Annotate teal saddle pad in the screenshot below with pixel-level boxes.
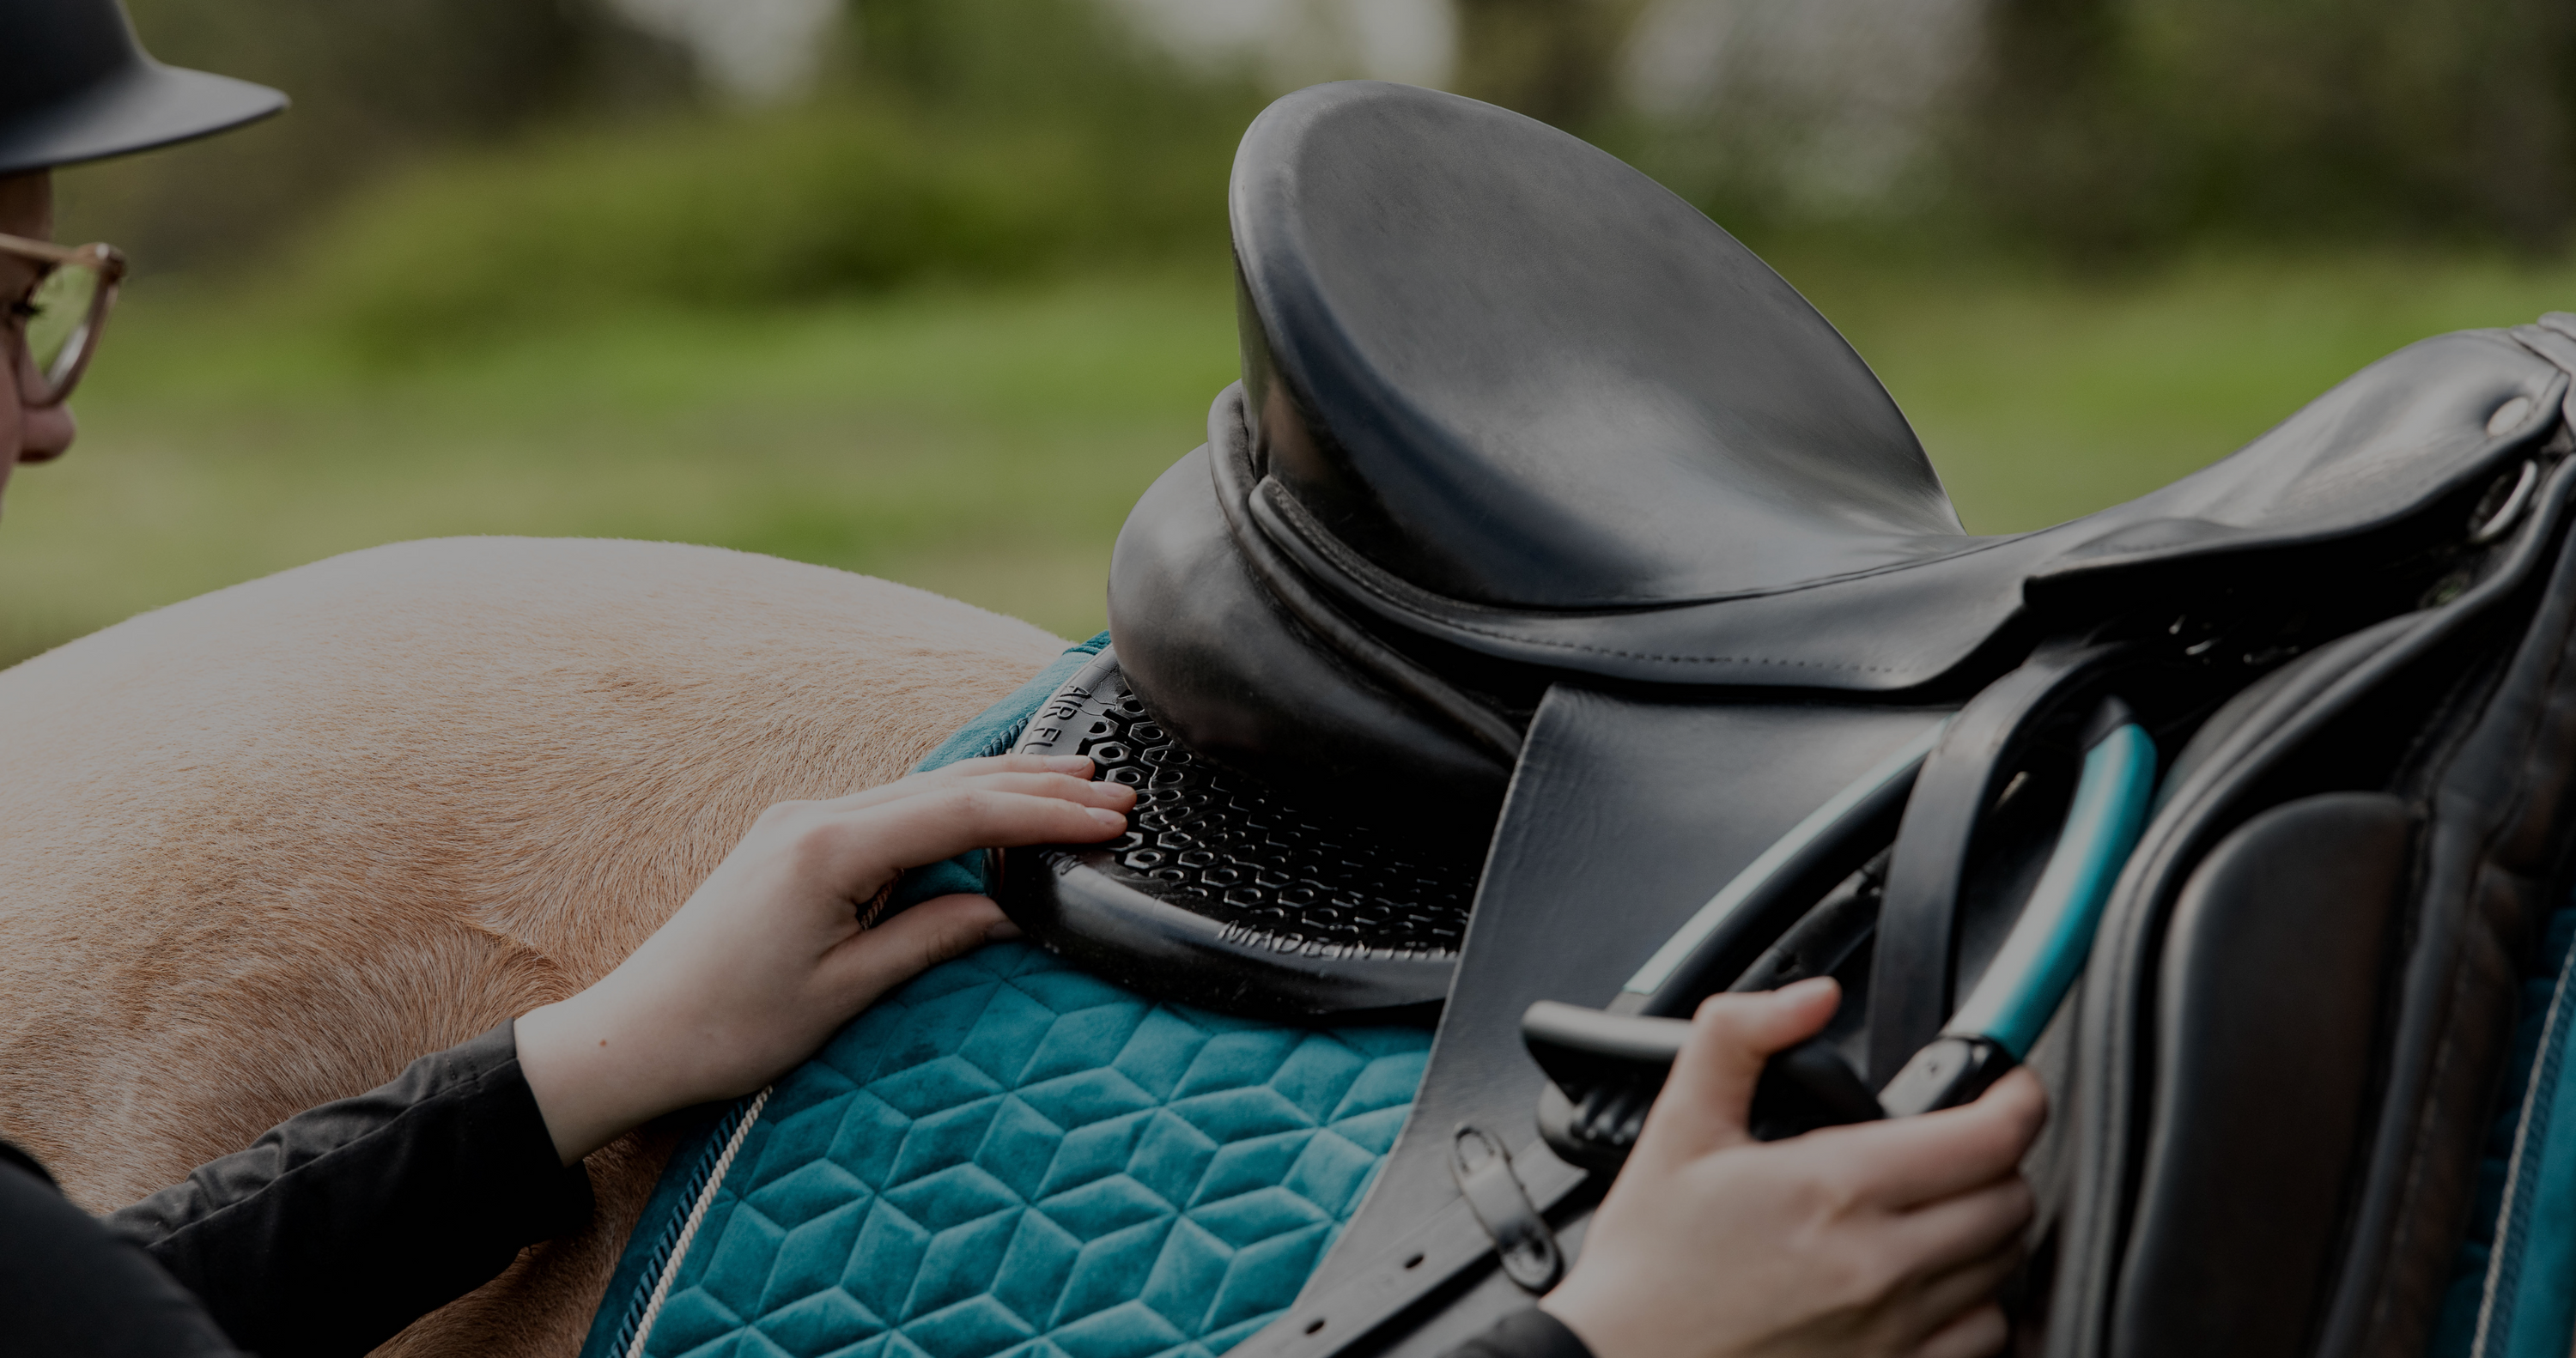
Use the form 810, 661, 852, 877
581, 639, 1433, 1358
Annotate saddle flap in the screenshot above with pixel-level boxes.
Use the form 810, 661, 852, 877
1230, 81, 1961, 611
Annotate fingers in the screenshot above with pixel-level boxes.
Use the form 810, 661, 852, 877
931, 753, 1098, 779
1885, 1173, 2034, 1281
1911, 1300, 2009, 1358
824, 785, 1126, 885
1906, 1241, 2025, 1331
1831, 1067, 2047, 1209
1629, 979, 1841, 1164
912, 772, 1133, 809
819, 755, 1124, 814
824, 893, 1012, 1007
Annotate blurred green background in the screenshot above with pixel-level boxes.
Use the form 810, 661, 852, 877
12, 0, 2574, 661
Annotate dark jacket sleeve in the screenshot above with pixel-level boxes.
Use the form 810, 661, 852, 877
106, 1020, 594, 1358
0, 1143, 243, 1356
1449, 1308, 1597, 1358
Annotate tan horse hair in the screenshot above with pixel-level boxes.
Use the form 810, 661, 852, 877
0, 536, 1068, 1355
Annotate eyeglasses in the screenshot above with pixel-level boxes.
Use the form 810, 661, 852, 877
0, 232, 125, 408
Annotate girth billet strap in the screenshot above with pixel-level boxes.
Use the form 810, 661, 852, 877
1449, 1129, 1564, 1293
1868, 638, 2137, 1084
1226, 1137, 1586, 1358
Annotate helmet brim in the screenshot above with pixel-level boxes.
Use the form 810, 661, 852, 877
0, 60, 284, 178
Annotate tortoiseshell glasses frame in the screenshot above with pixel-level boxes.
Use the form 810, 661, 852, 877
0, 232, 126, 408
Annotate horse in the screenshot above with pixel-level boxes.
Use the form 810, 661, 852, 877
0, 533, 1067, 1355
15, 77, 2576, 1358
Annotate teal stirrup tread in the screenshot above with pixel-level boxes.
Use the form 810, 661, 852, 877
580, 943, 1431, 1358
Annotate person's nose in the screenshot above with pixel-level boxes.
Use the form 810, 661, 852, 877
8, 334, 75, 463
16, 397, 73, 462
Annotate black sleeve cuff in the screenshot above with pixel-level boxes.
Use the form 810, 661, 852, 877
1451, 1308, 1596, 1358
106, 1020, 592, 1358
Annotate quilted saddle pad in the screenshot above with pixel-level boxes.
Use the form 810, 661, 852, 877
580, 943, 1432, 1358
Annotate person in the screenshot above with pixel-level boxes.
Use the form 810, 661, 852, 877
0, 3, 2045, 1355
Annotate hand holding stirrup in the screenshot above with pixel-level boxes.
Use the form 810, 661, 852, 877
1540, 982, 2046, 1358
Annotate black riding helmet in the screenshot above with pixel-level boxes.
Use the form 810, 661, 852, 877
0, 0, 284, 176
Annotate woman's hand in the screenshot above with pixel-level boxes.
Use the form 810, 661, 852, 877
1540, 979, 2045, 1358
513, 753, 1132, 1164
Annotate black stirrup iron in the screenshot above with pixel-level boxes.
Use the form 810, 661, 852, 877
1525, 696, 2158, 1166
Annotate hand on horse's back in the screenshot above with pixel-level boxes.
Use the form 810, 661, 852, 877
515, 753, 1133, 1165
1543, 982, 2044, 1358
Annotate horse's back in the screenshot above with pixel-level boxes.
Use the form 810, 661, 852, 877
0, 536, 1063, 1355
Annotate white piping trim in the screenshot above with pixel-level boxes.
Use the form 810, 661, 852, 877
622, 1085, 772, 1358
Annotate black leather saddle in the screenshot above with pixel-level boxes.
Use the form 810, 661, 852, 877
993, 80, 2576, 1358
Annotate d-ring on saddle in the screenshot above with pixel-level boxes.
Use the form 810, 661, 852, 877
988, 81, 2576, 1358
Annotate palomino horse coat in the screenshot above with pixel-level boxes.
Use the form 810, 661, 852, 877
0, 537, 1065, 1355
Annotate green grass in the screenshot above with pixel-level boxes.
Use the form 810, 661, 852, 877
2, 248, 2570, 664
0, 271, 1242, 658
1784, 247, 2576, 532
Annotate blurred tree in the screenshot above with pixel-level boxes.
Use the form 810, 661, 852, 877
1449, 0, 1644, 133
833, 0, 1265, 258
846, 0, 1261, 130
1958, 0, 2576, 258
263, 0, 1274, 353
55, 0, 692, 273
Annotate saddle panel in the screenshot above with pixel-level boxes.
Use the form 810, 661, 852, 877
1230, 81, 1959, 611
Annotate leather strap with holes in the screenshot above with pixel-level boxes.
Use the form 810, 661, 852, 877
1224, 1137, 1589, 1358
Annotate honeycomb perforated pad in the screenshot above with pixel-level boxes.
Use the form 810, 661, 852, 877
580, 944, 1431, 1358
1021, 660, 1475, 961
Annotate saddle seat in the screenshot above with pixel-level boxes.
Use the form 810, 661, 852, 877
1112, 81, 2570, 822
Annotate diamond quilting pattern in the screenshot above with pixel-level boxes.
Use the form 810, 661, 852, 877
639, 943, 1430, 1358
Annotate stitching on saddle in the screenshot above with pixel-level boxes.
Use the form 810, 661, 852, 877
1250, 478, 1909, 675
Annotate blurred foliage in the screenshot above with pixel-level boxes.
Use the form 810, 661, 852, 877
1449, 0, 1643, 136
1957, 0, 2576, 258
62, 0, 2574, 327
61, 0, 692, 274
250, 0, 1261, 354
292, 109, 1152, 355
